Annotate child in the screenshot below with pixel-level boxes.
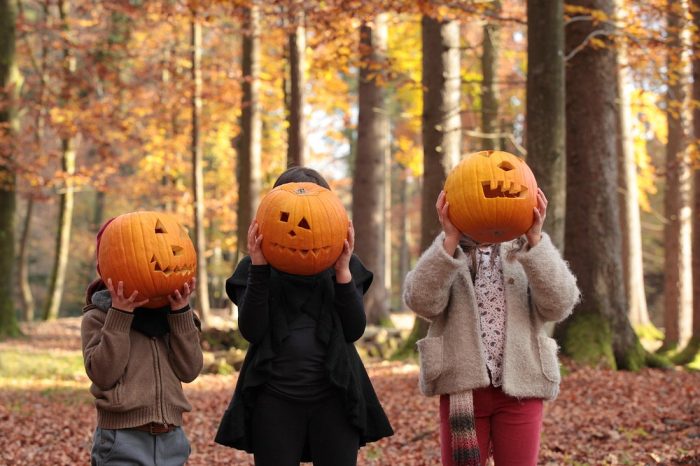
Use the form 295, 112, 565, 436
215, 167, 393, 466
403, 189, 580, 466
82, 250, 203, 464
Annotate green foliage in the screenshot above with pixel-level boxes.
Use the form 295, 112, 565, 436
561, 312, 616, 369
670, 336, 700, 366
0, 349, 84, 386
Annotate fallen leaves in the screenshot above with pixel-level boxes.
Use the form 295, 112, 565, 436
1, 319, 699, 465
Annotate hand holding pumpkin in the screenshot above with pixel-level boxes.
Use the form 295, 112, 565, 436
168, 278, 196, 311
525, 188, 547, 248
436, 190, 460, 256
247, 220, 268, 266
334, 221, 354, 284
107, 278, 149, 313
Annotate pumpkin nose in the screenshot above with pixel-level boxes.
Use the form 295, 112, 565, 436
172, 245, 184, 256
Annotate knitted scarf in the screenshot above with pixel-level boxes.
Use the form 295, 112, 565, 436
449, 391, 480, 465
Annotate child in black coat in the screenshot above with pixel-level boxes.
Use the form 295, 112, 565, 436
215, 167, 393, 466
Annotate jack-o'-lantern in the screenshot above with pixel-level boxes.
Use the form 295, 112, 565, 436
97, 211, 197, 308
256, 182, 349, 275
444, 150, 538, 243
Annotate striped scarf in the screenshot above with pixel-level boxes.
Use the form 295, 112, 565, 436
449, 391, 480, 465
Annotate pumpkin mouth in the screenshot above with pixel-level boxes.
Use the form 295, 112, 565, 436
150, 255, 195, 276
481, 180, 528, 199
270, 242, 331, 258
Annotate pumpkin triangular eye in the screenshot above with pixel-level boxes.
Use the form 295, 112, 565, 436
298, 217, 310, 230
280, 212, 290, 222
155, 219, 168, 234
498, 161, 515, 172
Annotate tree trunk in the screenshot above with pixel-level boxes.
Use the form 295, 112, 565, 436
677, 0, 700, 362
481, 0, 501, 151
43, 0, 75, 321
286, 6, 306, 167
18, 198, 35, 321
556, 0, 645, 370
0, 0, 20, 337
526, 0, 566, 250
236, 4, 262, 263
615, 1, 650, 328
396, 15, 461, 357
660, 2, 693, 352
353, 17, 390, 325
191, 9, 210, 325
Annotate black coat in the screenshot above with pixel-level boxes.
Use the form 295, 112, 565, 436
214, 255, 393, 456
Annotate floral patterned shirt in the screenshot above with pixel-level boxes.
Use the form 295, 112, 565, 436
474, 245, 506, 387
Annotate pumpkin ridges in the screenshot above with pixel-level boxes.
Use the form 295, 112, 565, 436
445, 150, 537, 243
97, 211, 196, 309
256, 182, 347, 275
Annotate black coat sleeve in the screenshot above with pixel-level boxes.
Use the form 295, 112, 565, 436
225, 257, 272, 344
332, 255, 373, 342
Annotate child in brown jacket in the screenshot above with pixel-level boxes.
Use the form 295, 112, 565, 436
81, 274, 203, 466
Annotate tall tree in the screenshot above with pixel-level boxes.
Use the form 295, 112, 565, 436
191, 6, 210, 325
236, 4, 262, 262
43, 0, 76, 321
0, 0, 20, 337
353, 16, 390, 325
286, 3, 306, 167
615, 0, 650, 328
526, 0, 566, 250
660, 1, 693, 352
556, 0, 645, 369
397, 15, 461, 356
678, 0, 700, 363
481, 0, 501, 151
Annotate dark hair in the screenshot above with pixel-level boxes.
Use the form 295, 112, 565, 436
273, 166, 330, 189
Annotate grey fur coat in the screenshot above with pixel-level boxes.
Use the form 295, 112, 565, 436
403, 232, 580, 401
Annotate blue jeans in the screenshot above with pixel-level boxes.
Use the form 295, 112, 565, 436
91, 426, 190, 466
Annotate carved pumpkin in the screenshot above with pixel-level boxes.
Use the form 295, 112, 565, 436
97, 211, 197, 308
444, 150, 538, 243
256, 182, 349, 275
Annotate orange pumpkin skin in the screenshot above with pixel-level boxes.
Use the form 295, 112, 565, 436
444, 150, 538, 243
97, 211, 197, 308
256, 182, 349, 276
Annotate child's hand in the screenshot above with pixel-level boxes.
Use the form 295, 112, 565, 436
436, 190, 460, 255
334, 221, 354, 284
248, 220, 268, 266
168, 278, 195, 311
526, 188, 547, 247
107, 278, 149, 313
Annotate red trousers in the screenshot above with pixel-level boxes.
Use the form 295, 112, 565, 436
440, 385, 544, 466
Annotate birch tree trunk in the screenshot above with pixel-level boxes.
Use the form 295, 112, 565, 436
353, 17, 390, 325
677, 0, 700, 362
615, 1, 650, 328
44, 0, 75, 321
191, 9, 210, 325
660, 2, 693, 352
397, 15, 461, 356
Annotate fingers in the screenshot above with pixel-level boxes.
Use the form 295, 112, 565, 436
247, 221, 258, 249
347, 221, 355, 251
435, 190, 446, 215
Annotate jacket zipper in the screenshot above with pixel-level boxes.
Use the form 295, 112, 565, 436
152, 337, 167, 426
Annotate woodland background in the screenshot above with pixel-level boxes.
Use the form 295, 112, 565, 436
1, 0, 700, 464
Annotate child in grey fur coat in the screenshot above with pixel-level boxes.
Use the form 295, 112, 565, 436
403, 189, 580, 466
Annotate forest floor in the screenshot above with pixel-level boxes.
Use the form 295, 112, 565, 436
1, 317, 699, 466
